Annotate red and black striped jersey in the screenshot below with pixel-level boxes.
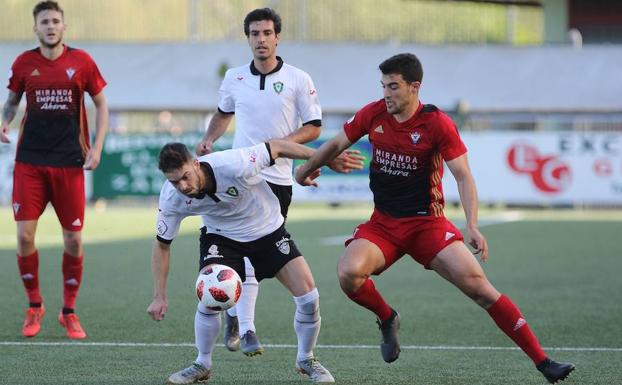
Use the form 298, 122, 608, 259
344, 100, 466, 218
7, 45, 106, 167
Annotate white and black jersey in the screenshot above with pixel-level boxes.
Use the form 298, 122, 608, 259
218, 57, 321, 186
155, 143, 283, 243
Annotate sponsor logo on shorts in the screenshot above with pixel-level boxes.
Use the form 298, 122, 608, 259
205, 244, 223, 260
513, 317, 527, 331
72, 218, 82, 227
157, 220, 168, 236
445, 232, 455, 240
276, 237, 290, 254
12, 202, 20, 215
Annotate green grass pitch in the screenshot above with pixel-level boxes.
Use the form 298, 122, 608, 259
0, 205, 621, 384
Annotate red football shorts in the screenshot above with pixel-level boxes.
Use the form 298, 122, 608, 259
12, 161, 85, 231
345, 208, 464, 271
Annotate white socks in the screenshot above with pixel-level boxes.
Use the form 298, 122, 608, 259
293, 288, 321, 362
194, 304, 221, 369
231, 257, 259, 336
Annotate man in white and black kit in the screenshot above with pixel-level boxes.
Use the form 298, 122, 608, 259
147, 140, 334, 384
196, 7, 362, 356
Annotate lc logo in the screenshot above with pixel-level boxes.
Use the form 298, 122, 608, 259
507, 143, 571, 194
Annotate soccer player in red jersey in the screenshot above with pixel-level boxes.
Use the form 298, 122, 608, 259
296, 53, 574, 383
0, 1, 108, 339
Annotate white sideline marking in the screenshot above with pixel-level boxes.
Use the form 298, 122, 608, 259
1, 341, 621, 352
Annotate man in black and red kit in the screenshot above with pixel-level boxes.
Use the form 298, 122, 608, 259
295, 53, 574, 384
0, 1, 108, 339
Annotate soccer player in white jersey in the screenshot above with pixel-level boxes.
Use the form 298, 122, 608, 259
196, 7, 362, 355
147, 140, 334, 384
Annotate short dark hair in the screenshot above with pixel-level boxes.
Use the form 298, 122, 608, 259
244, 8, 282, 36
33, 1, 64, 22
158, 143, 193, 173
379, 53, 423, 83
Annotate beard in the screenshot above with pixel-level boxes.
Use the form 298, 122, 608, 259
39, 35, 63, 49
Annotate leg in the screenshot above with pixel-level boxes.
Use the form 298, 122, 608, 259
236, 258, 263, 356
167, 303, 216, 384
276, 257, 334, 383
16, 220, 46, 337
430, 242, 574, 382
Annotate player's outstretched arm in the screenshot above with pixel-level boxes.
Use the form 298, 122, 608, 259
267, 138, 315, 161
295, 131, 353, 186
446, 154, 489, 262
84, 91, 109, 170
1, 90, 23, 143
147, 239, 172, 321
196, 110, 233, 156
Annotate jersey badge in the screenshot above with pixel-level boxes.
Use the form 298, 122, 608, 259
66, 67, 75, 80
411, 132, 421, 144
226, 186, 239, 197
30, 69, 40, 77
273, 81, 284, 94
12, 202, 20, 215
374, 125, 384, 134
276, 237, 290, 254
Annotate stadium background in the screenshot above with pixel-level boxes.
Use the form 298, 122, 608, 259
1, 1, 621, 384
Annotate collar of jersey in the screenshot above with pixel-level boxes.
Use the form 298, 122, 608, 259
250, 56, 284, 76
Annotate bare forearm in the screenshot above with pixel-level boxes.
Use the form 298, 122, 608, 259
457, 176, 479, 229
283, 123, 321, 144
2, 98, 20, 125
203, 112, 232, 143
268, 139, 315, 160
92, 103, 109, 152
151, 241, 171, 299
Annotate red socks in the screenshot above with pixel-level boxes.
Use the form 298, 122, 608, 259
346, 278, 393, 322
17, 251, 42, 304
62, 252, 83, 310
487, 294, 547, 365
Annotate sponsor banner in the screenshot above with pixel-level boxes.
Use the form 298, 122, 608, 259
443, 131, 622, 205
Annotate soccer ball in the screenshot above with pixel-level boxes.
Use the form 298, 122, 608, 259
195, 264, 242, 311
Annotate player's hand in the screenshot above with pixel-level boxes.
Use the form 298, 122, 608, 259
196, 139, 213, 156
327, 149, 365, 173
83, 148, 102, 170
147, 297, 168, 321
295, 165, 321, 187
0, 122, 10, 143
467, 227, 489, 262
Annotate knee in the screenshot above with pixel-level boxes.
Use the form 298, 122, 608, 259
463, 275, 498, 308
337, 259, 368, 294
17, 230, 35, 248
63, 233, 82, 255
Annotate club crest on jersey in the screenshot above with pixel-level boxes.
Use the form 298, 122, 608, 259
276, 237, 290, 254
66, 68, 75, 80
411, 132, 421, 144
273, 81, 284, 94
226, 186, 239, 197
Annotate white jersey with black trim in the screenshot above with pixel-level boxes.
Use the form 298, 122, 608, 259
218, 59, 321, 186
155, 143, 283, 243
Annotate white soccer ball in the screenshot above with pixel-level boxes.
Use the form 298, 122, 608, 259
195, 264, 242, 311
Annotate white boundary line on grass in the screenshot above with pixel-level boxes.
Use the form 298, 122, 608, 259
1, 341, 621, 352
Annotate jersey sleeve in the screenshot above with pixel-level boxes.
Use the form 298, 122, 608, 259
217, 69, 235, 114
436, 112, 467, 161
343, 103, 373, 143
155, 184, 186, 243
7, 56, 25, 94
234, 142, 273, 180
84, 54, 107, 96
296, 71, 322, 125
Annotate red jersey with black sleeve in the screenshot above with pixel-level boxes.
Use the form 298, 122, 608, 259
7, 45, 106, 167
344, 99, 467, 218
